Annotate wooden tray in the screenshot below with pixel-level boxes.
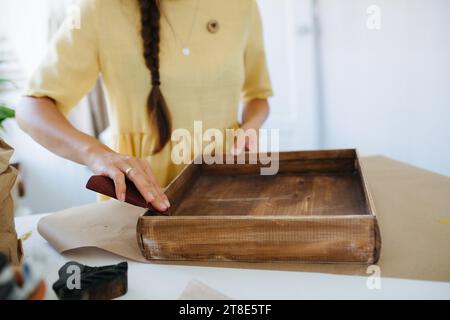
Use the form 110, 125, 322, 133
137, 149, 381, 264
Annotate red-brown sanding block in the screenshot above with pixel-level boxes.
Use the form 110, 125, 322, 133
86, 175, 169, 216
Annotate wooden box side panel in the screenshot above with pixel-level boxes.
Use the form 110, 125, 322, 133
354, 151, 381, 261
137, 216, 378, 264
164, 162, 202, 214
354, 151, 377, 217
202, 149, 357, 176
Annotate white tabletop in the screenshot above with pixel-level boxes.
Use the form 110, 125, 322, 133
15, 213, 450, 300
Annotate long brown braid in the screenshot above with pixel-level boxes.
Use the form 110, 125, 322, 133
139, 0, 172, 154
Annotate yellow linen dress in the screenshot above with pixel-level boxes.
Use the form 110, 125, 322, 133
24, 0, 273, 187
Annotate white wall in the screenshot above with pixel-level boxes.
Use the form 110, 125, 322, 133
318, 0, 450, 176
258, 0, 319, 151
0, 0, 50, 76
260, 0, 450, 176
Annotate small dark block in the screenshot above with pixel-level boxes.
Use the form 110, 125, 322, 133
52, 261, 128, 300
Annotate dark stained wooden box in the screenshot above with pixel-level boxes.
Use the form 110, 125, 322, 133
137, 149, 381, 264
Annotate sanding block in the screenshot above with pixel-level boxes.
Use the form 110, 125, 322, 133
86, 175, 169, 215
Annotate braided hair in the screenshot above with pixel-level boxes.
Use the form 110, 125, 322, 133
139, 0, 172, 154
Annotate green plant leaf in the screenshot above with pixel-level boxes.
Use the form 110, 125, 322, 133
0, 105, 15, 129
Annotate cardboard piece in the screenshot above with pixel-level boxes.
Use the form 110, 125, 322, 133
0, 139, 22, 265
37, 156, 450, 282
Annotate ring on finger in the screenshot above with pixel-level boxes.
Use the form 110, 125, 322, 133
125, 167, 134, 176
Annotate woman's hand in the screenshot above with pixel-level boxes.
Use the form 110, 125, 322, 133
230, 120, 260, 155
85, 147, 170, 212
230, 98, 270, 155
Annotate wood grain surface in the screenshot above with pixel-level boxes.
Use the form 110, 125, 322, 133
172, 173, 368, 216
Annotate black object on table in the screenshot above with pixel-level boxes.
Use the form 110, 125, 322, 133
52, 261, 128, 300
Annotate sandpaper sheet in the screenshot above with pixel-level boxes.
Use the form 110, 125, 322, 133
37, 156, 450, 282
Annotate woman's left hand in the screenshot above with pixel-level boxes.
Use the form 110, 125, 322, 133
230, 120, 260, 155
230, 98, 269, 155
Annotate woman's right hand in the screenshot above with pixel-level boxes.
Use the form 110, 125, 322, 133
85, 146, 170, 212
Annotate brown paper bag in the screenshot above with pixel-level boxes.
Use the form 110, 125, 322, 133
0, 138, 22, 265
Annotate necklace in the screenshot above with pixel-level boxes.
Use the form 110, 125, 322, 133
168, 0, 201, 57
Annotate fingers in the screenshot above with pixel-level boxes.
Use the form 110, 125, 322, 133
139, 159, 170, 207
231, 127, 259, 155
120, 159, 169, 212
230, 134, 246, 156
107, 167, 126, 202
91, 152, 169, 212
247, 133, 259, 152
127, 168, 168, 212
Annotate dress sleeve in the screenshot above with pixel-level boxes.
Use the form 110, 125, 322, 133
23, 0, 100, 115
241, 1, 274, 101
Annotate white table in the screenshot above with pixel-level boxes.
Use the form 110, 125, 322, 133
15, 213, 450, 300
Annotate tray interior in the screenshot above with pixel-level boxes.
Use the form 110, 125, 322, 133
172, 172, 368, 216
166, 150, 372, 217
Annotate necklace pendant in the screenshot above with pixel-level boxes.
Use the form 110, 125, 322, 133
182, 47, 190, 56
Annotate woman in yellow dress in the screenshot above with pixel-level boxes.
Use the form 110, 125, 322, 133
17, 0, 273, 212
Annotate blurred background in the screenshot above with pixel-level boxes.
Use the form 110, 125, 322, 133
0, 0, 449, 215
